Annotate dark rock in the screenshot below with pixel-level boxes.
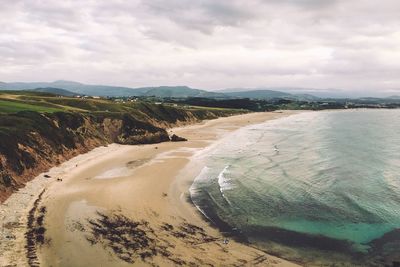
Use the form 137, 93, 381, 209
170, 134, 187, 142
1, 172, 13, 187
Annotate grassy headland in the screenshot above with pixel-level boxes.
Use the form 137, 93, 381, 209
0, 91, 244, 202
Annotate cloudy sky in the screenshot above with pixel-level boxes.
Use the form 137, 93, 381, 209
1, 0, 400, 94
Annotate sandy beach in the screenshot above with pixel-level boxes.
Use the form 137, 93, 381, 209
1, 111, 302, 267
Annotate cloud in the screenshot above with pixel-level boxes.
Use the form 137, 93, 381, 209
0, 0, 399, 94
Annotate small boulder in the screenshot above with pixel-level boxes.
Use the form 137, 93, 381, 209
170, 134, 187, 142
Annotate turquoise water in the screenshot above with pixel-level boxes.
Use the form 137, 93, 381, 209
190, 110, 400, 265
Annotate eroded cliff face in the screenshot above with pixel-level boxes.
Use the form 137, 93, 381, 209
0, 107, 231, 202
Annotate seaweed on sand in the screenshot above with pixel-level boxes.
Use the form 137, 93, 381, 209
171, 222, 219, 245
83, 211, 221, 265
25, 189, 47, 267
85, 211, 171, 264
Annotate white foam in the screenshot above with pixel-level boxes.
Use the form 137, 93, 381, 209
189, 166, 216, 223
217, 165, 234, 205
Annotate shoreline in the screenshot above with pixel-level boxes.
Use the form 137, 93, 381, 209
0, 144, 127, 266
0, 111, 303, 267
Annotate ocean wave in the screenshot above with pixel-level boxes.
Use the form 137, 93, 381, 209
189, 166, 216, 223
187, 110, 400, 264
217, 165, 235, 206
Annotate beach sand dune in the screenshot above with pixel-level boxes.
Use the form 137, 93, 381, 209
1, 111, 301, 267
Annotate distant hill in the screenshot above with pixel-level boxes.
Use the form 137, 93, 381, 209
224, 89, 319, 101
1, 81, 398, 100
221, 87, 347, 99
0, 81, 347, 100
0, 81, 224, 98
44, 80, 146, 96
0, 80, 144, 97
224, 89, 292, 99
291, 93, 320, 101
141, 86, 224, 98
33, 87, 79, 97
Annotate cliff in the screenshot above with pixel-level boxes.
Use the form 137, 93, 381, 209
0, 104, 242, 202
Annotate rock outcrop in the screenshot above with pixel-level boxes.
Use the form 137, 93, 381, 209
170, 134, 188, 142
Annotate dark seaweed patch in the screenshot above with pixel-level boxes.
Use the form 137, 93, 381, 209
25, 189, 47, 267
81, 211, 220, 265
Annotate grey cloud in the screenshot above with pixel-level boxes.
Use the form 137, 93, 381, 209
142, 0, 256, 33
0, 0, 399, 94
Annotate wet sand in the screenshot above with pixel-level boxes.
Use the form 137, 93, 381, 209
1, 111, 302, 267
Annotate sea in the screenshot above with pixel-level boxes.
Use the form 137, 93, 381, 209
190, 110, 400, 266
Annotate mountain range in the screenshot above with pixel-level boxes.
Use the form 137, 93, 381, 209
0, 80, 399, 100
0, 80, 225, 98
0, 80, 320, 100
32, 87, 80, 97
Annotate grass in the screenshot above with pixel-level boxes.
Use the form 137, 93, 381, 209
0, 91, 247, 118
17, 95, 139, 113
0, 99, 62, 113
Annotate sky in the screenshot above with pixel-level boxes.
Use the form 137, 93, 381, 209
0, 0, 400, 95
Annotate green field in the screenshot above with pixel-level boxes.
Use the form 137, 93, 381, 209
0, 92, 244, 117
0, 99, 62, 113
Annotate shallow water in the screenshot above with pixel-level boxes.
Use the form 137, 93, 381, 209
190, 110, 400, 265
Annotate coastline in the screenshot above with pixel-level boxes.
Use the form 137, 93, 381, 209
0, 111, 303, 267
0, 144, 126, 266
